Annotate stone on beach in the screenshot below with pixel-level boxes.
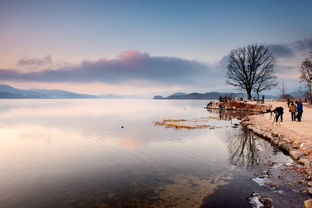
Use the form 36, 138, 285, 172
304, 199, 312, 208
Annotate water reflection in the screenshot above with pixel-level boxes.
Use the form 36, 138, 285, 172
206, 109, 259, 121
228, 129, 262, 169
0, 100, 306, 208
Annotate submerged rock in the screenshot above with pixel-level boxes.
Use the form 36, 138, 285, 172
248, 193, 273, 208
252, 177, 276, 190
249, 194, 263, 208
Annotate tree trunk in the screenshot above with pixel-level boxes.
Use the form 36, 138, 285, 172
310, 81, 312, 104
246, 89, 252, 100
256, 91, 259, 101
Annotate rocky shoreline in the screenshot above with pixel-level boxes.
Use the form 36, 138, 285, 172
241, 115, 312, 207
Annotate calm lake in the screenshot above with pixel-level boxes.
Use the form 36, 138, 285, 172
0, 99, 308, 208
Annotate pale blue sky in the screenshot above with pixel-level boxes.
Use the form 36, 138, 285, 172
0, 0, 311, 95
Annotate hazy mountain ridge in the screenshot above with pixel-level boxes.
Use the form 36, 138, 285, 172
0, 84, 97, 98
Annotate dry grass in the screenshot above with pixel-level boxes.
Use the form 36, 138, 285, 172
154, 121, 218, 129
163, 119, 188, 122
154, 118, 220, 129
191, 116, 218, 122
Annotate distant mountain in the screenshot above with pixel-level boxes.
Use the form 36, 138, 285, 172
29, 89, 96, 98
153, 92, 278, 100
0, 84, 97, 98
169, 92, 187, 96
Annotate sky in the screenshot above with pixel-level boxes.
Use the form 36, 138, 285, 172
0, 0, 312, 96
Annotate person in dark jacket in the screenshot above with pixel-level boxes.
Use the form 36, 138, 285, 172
273, 107, 284, 122
287, 99, 291, 107
296, 101, 303, 121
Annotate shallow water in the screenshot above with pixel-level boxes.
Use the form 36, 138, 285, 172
0, 99, 308, 208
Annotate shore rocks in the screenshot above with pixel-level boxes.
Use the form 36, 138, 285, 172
304, 199, 312, 208
299, 157, 310, 166
290, 150, 305, 160
241, 119, 312, 174
241, 116, 312, 207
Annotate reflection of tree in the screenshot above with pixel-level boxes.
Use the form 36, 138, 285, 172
228, 129, 262, 169
207, 109, 258, 121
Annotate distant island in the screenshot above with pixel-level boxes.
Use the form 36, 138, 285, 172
154, 92, 278, 100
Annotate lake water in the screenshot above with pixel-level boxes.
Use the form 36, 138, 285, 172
0, 99, 308, 208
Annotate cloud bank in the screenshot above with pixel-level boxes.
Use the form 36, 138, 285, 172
269, 37, 312, 58
18, 55, 52, 67
0, 51, 224, 87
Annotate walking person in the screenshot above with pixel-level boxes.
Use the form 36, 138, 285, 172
296, 101, 303, 121
289, 101, 296, 121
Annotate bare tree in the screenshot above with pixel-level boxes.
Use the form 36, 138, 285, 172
253, 68, 278, 100
226, 44, 277, 100
300, 52, 312, 102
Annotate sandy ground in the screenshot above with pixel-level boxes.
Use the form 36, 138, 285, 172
259, 101, 312, 142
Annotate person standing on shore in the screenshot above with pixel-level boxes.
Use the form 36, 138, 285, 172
289, 101, 296, 121
287, 98, 291, 107
296, 101, 303, 121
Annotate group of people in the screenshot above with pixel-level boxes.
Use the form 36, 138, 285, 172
219, 96, 232, 102
287, 99, 304, 122
270, 99, 304, 123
